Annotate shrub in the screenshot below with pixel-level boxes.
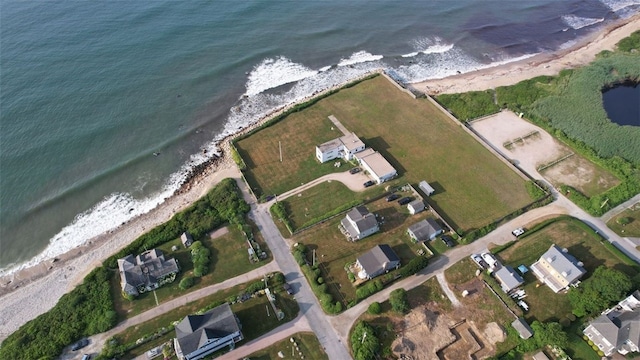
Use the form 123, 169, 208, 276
389, 289, 409, 314
317, 277, 324, 284
190, 241, 211, 277
436, 90, 500, 121
179, 276, 195, 290
350, 321, 379, 360
368, 302, 382, 315
399, 256, 429, 277
618, 216, 631, 225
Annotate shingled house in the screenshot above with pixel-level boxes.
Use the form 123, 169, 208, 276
118, 249, 179, 296
340, 205, 379, 241
583, 291, 640, 356
355, 244, 400, 280
174, 303, 243, 360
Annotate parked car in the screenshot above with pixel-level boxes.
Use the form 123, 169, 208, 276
265, 194, 276, 202
363, 180, 375, 188
481, 252, 499, 269
81, 355, 91, 360
386, 193, 400, 202
397, 197, 412, 205
71, 338, 89, 351
512, 227, 525, 237
349, 167, 361, 174
282, 283, 293, 295
441, 235, 455, 248
470, 254, 487, 269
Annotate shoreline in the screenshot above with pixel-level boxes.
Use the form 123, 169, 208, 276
411, 14, 640, 94
1, 15, 639, 341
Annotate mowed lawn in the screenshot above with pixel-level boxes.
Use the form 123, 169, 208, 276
237, 75, 532, 230
607, 205, 640, 238
112, 224, 271, 318
495, 216, 639, 323
294, 197, 436, 303
245, 332, 328, 360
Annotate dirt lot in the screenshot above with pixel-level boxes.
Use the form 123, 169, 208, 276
471, 111, 619, 196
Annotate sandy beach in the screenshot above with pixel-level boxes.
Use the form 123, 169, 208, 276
1, 15, 639, 342
412, 14, 640, 95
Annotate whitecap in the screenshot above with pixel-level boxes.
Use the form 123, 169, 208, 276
244, 56, 318, 97
337, 51, 384, 66
562, 14, 605, 30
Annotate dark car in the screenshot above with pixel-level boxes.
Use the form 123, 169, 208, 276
363, 180, 375, 188
397, 197, 412, 205
265, 194, 276, 202
386, 194, 400, 202
441, 235, 455, 248
282, 283, 294, 295
349, 167, 361, 174
71, 338, 89, 351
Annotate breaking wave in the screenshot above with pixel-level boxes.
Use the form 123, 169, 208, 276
562, 15, 605, 30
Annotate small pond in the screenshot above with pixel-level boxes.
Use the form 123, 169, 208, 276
602, 83, 640, 127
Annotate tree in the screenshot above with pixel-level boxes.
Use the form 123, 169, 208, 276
368, 302, 382, 315
531, 321, 568, 349
350, 321, 379, 360
179, 276, 195, 290
568, 266, 632, 316
389, 288, 409, 314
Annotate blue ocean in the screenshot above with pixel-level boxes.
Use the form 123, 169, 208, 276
1, 0, 638, 274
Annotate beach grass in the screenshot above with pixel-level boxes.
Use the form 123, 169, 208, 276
112, 223, 271, 319
293, 196, 435, 304
244, 332, 328, 360
237, 75, 532, 231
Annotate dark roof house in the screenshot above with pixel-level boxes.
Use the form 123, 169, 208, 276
356, 244, 400, 280
181, 232, 194, 248
407, 219, 442, 242
174, 303, 243, 360
407, 200, 426, 215
118, 249, 179, 296
583, 291, 640, 356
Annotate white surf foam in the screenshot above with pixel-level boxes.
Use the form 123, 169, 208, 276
244, 56, 318, 97
337, 51, 384, 66
402, 37, 454, 57
600, 0, 640, 13
562, 15, 605, 30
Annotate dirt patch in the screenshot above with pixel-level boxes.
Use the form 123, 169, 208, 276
471, 111, 619, 196
209, 226, 229, 239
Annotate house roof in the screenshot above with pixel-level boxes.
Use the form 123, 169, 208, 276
175, 303, 241, 356
495, 265, 524, 291
589, 309, 640, 351
357, 244, 400, 276
356, 150, 396, 178
339, 133, 365, 152
346, 206, 378, 235
316, 137, 343, 153
181, 232, 193, 245
419, 181, 435, 195
539, 244, 586, 284
511, 318, 534, 339
407, 200, 425, 212
407, 219, 442, 242
118, 249, 179, 292
532, 351, 550, 360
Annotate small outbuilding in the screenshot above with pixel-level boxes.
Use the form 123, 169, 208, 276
181, 232, 194, 248
511, 317, 534, 339
494, 265, 524, 292
407, 200, 426, 215
419, 180, 435, 196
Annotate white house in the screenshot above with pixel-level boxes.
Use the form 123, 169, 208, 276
315, 132, 365, 163
174, 303, 243, 360
407, 200, 425, 215
355, 148, 397, 184
530, 244, 586, 293
340, 206, 379, 241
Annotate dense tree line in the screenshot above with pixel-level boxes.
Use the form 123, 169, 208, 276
0, 267, 116, 359
568, 266, 633, 317
350, 321, 380, 360
190, 241, 211, 277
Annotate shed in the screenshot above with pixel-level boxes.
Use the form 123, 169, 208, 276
181, 232, 194, 248
419, 181, 435, 196
494, 265, 524, 292
511, 317, 534, 339
407, 200, 426, 215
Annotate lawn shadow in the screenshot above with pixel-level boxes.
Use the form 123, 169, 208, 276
566, 243, 605, 274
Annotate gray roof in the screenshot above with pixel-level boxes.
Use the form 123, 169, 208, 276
118, 249, 179, 293
357, 244, 400, 276
591, 309, 640, 350
495, 265, 524, 291
316, 137, 343, 153
346, 206, 378, 235
181, 232, 193, 245
356, 150, 396, 179
511, 318, 534, 339
339, 133, 365, 152
541, 244, 586, 283
407, 219, 442, 242
175, 303, 241, 356
407, 200, 425, 213
419, 181, 435, 195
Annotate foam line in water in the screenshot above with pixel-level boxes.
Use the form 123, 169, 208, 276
244, 56, 318, 97
402, 36, 454, 57
337, 51, 384, 66
562, 15, 605, 30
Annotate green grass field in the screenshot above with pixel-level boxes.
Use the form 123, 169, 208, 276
113, 274, 298, 359
237, 75, 532, 231
293, 196, 437, 304
607, 205, 640, 237
495, 216, 639, 323
112, 223, 271, 318
244, 332, 328, 360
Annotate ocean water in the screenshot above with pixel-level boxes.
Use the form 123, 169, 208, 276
1, 0, 639, 275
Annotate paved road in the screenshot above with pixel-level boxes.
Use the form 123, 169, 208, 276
249, 202, 353, 359
601, 193, 640, 223
64, 261, 279, 359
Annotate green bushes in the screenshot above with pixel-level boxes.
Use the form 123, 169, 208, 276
0, 267, 116, 360
356, 279, 384, 300
389, 289, 409, 314
293, 245, 342, 313
568, 266, 633, 317
436, 90, 500, 121
399, 256, 429, 277
525, 180, 547, 199
190, 241, 211, 277
350, 321, 380, 360
271, 202, 293, 234
617, 30, 640, 52
367, 302, 382, 315
105, 178, 249, 268
179, 276, 195, 290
